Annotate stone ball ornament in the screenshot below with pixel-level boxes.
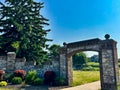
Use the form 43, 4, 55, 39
105, 34, 110, 40
63, 42, 67, 46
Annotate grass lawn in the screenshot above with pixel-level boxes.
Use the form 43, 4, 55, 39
72, 70, 100, 86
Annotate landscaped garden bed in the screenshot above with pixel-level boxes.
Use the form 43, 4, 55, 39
0, 69, 66, 90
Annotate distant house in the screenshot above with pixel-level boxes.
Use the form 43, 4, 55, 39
90, 55, 99, 62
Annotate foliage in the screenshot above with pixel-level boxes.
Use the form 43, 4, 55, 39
11, 77, 22, 84
25, 70, 43, 85
54, 77, 66, 86
48, 44, 61, 58
87, 62, 99, 67
33, 77, 43, 85
81, 66, 99, 71
80, 62, 99, 71
72, 52, 88, 70
90, 55, 99, 62
0, 0, 51, 65
4, 74, 14, 83
44, 71, 56, 85
0, 81, 7, 86
14, 70, 26, 79
25, 70, 37, 84
72, 71, 100, 86
118, 58, 120, 62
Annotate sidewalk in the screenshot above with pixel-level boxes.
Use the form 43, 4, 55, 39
60, 81, 101, 90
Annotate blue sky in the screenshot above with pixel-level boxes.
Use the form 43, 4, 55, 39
38, 0, 120, 58
1, 0, 120, 57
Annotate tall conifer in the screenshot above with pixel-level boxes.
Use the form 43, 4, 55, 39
0, 0, 51, 64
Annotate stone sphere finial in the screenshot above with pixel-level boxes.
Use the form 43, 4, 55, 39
63, 42, 67, 46
105, 34, 110, 40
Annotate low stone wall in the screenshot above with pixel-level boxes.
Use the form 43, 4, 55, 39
0, 52, 60, 78
0, 56, 7, 69
23, 60, 60, 78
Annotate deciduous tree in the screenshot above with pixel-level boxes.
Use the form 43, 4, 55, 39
72, 52, 88, 69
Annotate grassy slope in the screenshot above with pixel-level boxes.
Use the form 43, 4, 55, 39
72, 70, 100, 86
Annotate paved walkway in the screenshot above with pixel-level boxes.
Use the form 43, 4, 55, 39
60, 81, 101, 90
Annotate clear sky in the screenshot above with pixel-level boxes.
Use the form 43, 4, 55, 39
38, 0, 120, 58
1, 0, 120, 58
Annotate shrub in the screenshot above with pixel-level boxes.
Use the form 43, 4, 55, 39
14, 70, 26, 79
33, 77, 43, 85
82, 66, 99, 71
25, 70, 37, 84
54, 77, 66, 86
0, 81, 7, 86
44, 71, 56, 85
11, 77, 22, 84
0, 70, 5, 81
4, 74, 14, 83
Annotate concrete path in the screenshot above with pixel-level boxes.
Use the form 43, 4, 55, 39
60, 81, 101, 90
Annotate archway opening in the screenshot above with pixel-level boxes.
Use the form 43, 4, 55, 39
72, 51, 101, 88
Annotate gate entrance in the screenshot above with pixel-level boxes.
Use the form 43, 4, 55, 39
59, 34, 119, 90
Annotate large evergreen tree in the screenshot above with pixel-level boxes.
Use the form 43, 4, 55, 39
0, 0, 51, 64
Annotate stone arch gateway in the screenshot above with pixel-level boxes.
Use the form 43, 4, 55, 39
59, 35, 119, 90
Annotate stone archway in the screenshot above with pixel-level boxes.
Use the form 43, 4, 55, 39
59, 35, 119, 90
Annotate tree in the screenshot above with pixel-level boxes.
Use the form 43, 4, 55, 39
48, 44, 61, 58
72, 52, 88, 69
0, 0, 51, 64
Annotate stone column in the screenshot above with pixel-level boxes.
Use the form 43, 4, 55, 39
100, 39, 119, 90
59, 47, 67, 83
6, 52, 16, 73
67, 55, 73, 85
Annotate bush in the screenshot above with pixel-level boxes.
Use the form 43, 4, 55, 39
4, 74, 14, 82
44, 71, 56, 85
14, 70, 26, 79
54, 77, 66, 86
0, 70, 5, 81
25, 70, 37, 84
11, 77, 22, 84
0, 81, 7, 86
82, 66, 94, 71
87, 62, 99, 68
33, 77, 43, 85
82, 66, 99, 71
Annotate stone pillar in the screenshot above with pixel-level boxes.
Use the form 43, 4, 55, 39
6, 52, 16, 73
100, 39, 119, 90
67, 56, 73, 85
59, 47, 67, 83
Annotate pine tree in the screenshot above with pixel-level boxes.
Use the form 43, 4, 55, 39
0, 0, 51, 64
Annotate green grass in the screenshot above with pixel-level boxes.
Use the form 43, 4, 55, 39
72, 70, 100, 86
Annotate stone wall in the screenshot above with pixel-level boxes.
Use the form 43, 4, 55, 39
23, 59, 60, 78
0, 52, 60, 78
0, 56, 7, 69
